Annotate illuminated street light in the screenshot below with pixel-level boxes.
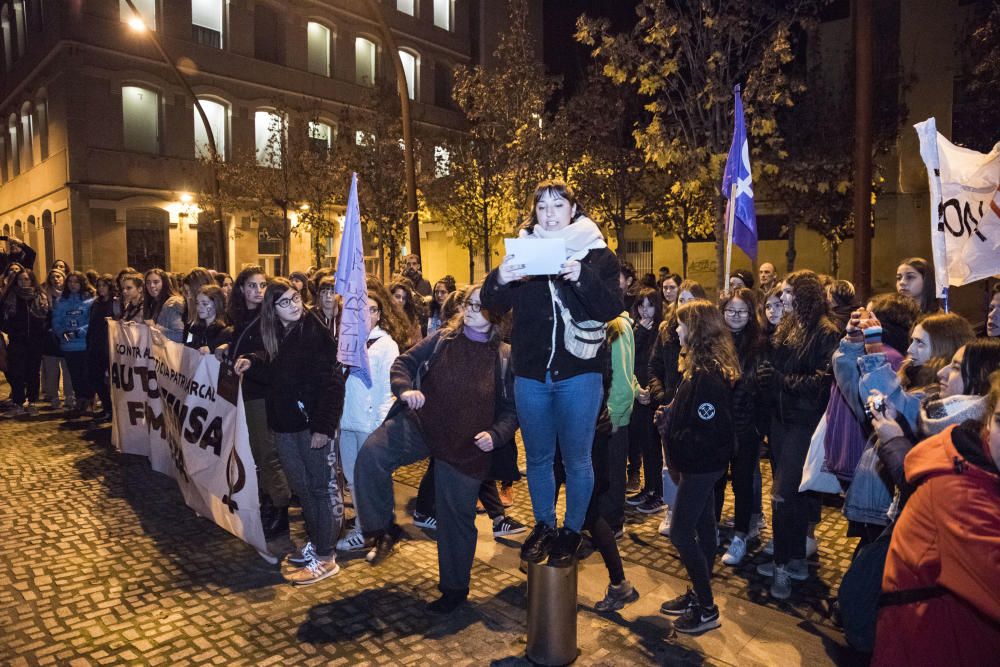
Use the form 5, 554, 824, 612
180, 192, 193, 204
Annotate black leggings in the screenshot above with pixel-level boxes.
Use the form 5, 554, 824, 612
714, 435, 762, 534
670, 469, 725, 608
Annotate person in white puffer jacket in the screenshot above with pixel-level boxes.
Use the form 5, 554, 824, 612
336, 285, 404, 552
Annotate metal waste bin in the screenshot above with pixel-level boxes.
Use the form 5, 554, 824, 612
526, 560, 578, 665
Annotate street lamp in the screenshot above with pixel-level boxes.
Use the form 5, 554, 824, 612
123, 0, 228, 273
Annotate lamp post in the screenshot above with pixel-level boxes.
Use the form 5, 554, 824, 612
123, 0, 228, 272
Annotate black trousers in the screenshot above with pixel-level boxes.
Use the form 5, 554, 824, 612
630, 402, 662, 496
671, 469, 725, 607
714, 435, 762, 534
5, 338, 43, 405
770, 420, 814, 564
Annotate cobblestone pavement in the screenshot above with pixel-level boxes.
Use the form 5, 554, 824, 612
1, 400, 859, 666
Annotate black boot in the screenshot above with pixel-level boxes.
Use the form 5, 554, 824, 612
259, 494, 277, 541
546, 527, 583, 567
427, 587, 468, 614
520, 523, 558, 563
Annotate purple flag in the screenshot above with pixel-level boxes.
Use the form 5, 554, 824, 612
721, 85, 758, 261
335, 173, 372, 387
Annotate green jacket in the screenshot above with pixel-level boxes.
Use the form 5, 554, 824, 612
607, 311, 639, 429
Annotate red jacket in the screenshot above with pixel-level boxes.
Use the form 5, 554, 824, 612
874, 422, 1000, 666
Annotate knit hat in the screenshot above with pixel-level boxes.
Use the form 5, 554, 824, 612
730, 269, 754, 290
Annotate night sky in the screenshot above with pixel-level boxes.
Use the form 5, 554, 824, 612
542, 0, 640, 98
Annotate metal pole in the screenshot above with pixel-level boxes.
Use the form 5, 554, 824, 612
363, 0, 421, 260
123, 0, 228, 272
724, 184, 736, 293
852, 0, 873, 302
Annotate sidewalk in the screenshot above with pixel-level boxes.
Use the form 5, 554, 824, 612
0, 406, 856, 665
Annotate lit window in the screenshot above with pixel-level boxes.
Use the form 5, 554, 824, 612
396, 0, 415, 16
255, 111, 284, 166
121, 85, 159, 153
2, 8, 13, 71
398, 50, 417, 100
433, 0, 452, 31
194, 98, 227, 160
13, 0, 25, 57
8, 115, 20, 176
307, 22, 331, 76
19, 105, 32, 169
308, 121, 333, 153
35, 96, 47, 160
191, 0, 223, 48
434, 145, 450, 177
355, 37, 375, 85
121, 0, 156, 30
355, 130, 374, 147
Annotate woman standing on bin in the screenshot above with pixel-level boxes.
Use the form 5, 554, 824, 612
481, 179, 623, 566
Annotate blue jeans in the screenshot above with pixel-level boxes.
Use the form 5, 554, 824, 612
515, 372, 603, 532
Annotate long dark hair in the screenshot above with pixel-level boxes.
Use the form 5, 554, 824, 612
182, 267, 214, 325
630, 286, 662, 325
196, 285, 228, 327
62, 270, 96, 300
867, 292, 920, 355
429, 276, 457, 318
676, 300, 741, 383
960, 338, 1000, 396
1, 268, 47, 318
368, 276, 411, 348
773, 270, 833, 352
259, 278, 300, 360
142, 268, 177, 320
523, 179, 587, 234
228, 265, 266, 328
389, 279, 426, 326
899, 257, 938, 314
95, 274, 117, 302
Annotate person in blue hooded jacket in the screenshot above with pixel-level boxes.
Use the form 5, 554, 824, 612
52, 271, 96, 414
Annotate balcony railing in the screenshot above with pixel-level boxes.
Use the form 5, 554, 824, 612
192, 24, 222, 49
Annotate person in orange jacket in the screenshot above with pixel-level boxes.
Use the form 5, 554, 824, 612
873, 369, 1000, 666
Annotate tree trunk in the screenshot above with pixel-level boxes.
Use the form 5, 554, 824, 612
481, 200, 491, 273
615, 223, 627, 258
830, 240, 840, 278
281, 204, 290, 276
681, 237, 689, 279
785, 222, 797, 273
468, 240, 475, 283
377, 242, 385, 282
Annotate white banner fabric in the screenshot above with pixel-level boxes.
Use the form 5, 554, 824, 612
914, 118, 1000, 296
108, 320, 266, 552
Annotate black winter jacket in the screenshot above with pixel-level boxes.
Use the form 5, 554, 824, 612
244, 312, 345, 437
481, 246, 623, 382
633, 320, 657, 389
86, 298, 119, 360
648, 322, 682, 406
185, 321, 231, 353
666, 368, 735, 474
386, 329, 518, 452
768, 321, 840, 427
225, 314, 267, 401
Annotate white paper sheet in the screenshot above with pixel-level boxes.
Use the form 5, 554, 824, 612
503, 238, 566, 276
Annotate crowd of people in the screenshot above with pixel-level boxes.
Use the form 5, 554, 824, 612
2, 181, 999, 657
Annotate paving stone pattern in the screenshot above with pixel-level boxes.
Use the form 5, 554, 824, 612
1, 401, 853, 665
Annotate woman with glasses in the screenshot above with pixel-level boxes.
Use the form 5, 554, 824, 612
354, 284, 518, 614
718, 288, 766, 566
336, 286, 401, 553
234, 278, 345, 586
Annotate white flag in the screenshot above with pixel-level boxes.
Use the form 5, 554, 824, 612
914, 118, 1000, 296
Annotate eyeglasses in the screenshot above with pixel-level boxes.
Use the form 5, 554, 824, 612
276, 293, 303, 308
319, 285, 336, 294
724, 309, 750, 318
463, 301, 483, 313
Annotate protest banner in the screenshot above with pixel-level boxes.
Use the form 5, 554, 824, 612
108, 320, 266, 552
914, 118, 1000, 296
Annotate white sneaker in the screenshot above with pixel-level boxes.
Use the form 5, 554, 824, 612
756, 558, 808, 580
286, 556, 340, 586
721, 535, 747, 566
658, 508, 672, 537
336, 530, 368, 552
255, 548, 279, 565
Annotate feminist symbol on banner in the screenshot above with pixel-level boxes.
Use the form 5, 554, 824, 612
222, 446, 247, 513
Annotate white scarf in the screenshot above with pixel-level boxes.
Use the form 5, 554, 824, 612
919, 394, 988, 436
520, 215, 607, 261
